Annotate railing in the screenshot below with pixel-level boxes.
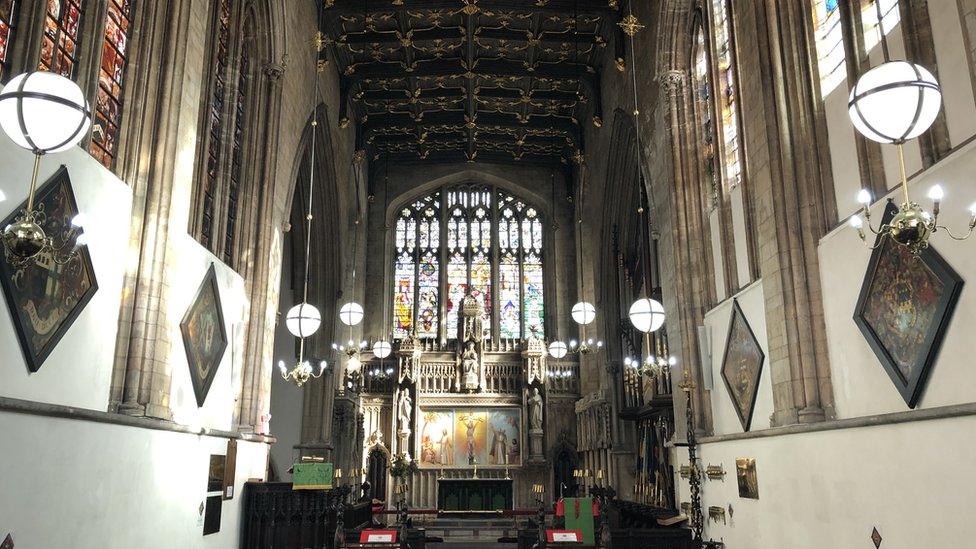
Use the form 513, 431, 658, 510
547, 361, 579, 395
241, 483, 370, 549
417, 362, 456, 393
483, 362, 523, 393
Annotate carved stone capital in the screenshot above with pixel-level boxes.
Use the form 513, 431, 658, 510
660, 70, 686, 101
263, 62, 287, 82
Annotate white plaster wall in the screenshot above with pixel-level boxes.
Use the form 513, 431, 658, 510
824, 79, 862, 219
729, 185, 751, 287
0, 411, 268, 549
0, 141, 131, 410
821, 138, 976, 419
675, 413, 976, 548
709, 208, 726, 302
703, 281, 773, 435
167, 236, 248, 432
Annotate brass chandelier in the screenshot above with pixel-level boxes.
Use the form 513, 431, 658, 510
848, 0, 975, 254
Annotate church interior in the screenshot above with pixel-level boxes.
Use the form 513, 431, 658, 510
1, 0, 974, 548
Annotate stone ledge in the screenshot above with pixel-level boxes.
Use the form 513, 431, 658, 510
0, 395, 277, 444
696, 402, 976, 445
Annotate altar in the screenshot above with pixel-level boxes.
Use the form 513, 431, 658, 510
437, 478, 514, 511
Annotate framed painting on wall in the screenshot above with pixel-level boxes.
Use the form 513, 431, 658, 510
720, 299, 765, 432
853, 201, 963, 409
0, 166, 98, 373
180, 264, 228, 407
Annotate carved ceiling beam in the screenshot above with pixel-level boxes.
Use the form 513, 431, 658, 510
345, 57, 603, 121
343, 57, 598, 84
379, 148, 571, 167
361, 110, 582, 143
336, 27, 606, 47
322, 0, 620, 19
370, 132, 571, 147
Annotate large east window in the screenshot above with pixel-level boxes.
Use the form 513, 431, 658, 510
392, 185, 545, 342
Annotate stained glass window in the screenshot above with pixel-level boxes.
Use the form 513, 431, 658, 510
39, 0, 85, 77
521, 208, 544, 339
709, 0, 743, 191
89, 0, 134, 168
224, 17, 250, 266
813, 0, 846, 97
0, 0, 20, 82
200, 0, 233, 252
393, 185, 545, 341
392, 193, 440, 339
693, 22, 716, 200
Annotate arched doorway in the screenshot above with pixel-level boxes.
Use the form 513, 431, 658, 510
367, 448, 389, 502
553, 449, 578, 498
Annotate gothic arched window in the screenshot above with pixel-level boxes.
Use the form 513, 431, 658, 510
813, 0, 846, 97
39, 0, 86, 77
191, 0, 265, 271
89, 0, 135, 168
708, 0, 743, 191
0, 1, 21, 81
392, 185, 545, 342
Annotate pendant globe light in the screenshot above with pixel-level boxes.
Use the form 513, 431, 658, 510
280, 49, 327, 387
846, 0, 976, 254
629, 298, 665, 334
0, 71, 92, 265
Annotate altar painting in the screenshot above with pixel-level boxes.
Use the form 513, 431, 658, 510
488, 410, 521, 466
417, 408, 522, 467
419, 410, 455, 466
455, 411, 488, 466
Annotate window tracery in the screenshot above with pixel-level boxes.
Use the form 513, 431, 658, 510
813, 0, 846, 97
89, 0, 133, 168
392, 185, 545, 341
199, 0, 233, 252
0, 0, 20, 82
39, 0, 85, 77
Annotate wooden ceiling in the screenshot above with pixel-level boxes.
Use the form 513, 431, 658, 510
320, 0, 624, 166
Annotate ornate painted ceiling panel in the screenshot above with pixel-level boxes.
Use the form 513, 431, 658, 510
321, 0, 624, 165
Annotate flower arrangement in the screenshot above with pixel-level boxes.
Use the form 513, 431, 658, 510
390, 453, 418, 479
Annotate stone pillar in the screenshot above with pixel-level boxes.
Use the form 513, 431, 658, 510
736, 0, 836, 425
109, 0, 200, 419
660, 69, 715, 436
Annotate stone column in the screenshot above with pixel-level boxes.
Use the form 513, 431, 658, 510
737, 0, 836, 425
660, 69, 715, 436
110, 0, 200, 419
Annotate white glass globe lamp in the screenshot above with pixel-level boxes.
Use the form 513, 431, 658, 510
339, 302, 364, 326
848, 61, 942, 145
629, 298, 666, 333
372, 340, 393, 359
548, 341, 568, 359
285, 303, 322, 338
571, 301, 596, 325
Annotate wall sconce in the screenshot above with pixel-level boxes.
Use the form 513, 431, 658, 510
705, 464, 726, 480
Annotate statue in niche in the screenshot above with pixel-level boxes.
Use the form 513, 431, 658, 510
529, 387, 544, 431
461, 342, 479, 389
456, 292, 484, 391
397, 390, 412, 433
